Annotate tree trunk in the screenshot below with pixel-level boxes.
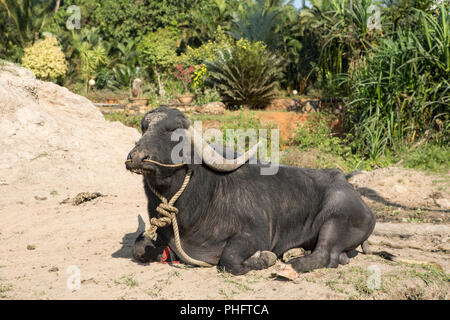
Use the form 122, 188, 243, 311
54, 0, 61, 12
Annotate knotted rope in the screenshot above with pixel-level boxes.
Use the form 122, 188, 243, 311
143, 167, 213, 268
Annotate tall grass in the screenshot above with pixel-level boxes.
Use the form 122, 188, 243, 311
346, 5, 449, 161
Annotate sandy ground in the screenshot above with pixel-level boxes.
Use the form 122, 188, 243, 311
0, 166, 448, 300
0, 63, 448, 300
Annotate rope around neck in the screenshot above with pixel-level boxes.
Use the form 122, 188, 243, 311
144, 167, 213, 268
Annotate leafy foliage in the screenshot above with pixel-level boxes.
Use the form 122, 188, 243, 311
92, 0, 201, 45
231, 0, 283, 49
137, 28, 179, 96
138, 28, 179, 73
186, 0, 234, 45
301, 0, 381, 96
21, 35, 67, 80
205, 39, 282, 108
345, 5, 450, 160
180, 27, 232, 65
0, 0, 58, 46
1, 0, 448, 170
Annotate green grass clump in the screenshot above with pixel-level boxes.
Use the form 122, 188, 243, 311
400, 144, 450, 173
286, 112, 377, 172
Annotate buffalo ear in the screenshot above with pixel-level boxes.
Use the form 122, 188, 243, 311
141, 115, 150, 133
182, 117, 191, 129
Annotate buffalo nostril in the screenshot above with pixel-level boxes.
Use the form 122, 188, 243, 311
127, 150, 149, 164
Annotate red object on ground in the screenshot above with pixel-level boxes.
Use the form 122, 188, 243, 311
162, 246, 179, 264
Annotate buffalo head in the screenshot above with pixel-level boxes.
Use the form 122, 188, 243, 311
125, 107, 258, 175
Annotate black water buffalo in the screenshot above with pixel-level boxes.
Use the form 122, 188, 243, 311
125, 107, 376, 275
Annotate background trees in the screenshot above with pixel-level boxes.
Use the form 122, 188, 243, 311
0, 0, 448, 164
0, 0, 59, 47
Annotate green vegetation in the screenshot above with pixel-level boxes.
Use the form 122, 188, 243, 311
0, 0, 447, 172
115, 274, 138, 288
346, 5, 449, 160
205, 39, 282, 109
21, 35, 67, 81
401, 144, 450, 172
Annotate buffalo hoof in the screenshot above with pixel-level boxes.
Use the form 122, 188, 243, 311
260, 251, 277, 267
361, 240, 371, 254
339, 252, 349, 265
244, 250, 277, 270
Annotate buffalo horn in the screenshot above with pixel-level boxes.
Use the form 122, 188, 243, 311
185, 126, 259, 172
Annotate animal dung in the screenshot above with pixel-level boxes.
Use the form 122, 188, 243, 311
60, 192, 104, 206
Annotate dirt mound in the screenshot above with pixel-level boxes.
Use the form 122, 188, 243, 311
0, 63, 141, 199
349, 167, 450, 222
257, 111, 309, 142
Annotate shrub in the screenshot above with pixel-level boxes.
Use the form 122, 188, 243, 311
96, 68, 112, 89
205, 39, 282, 109
180, 27, 232, 65
289, 112, 373, 171
78, 41, 109, 93
401, 143, 450, 173
194, 88, 221, 105
138, 28, 179, 72
138, 28, 179, 95
345, 6, 450, 160
179, 27, 232, 91
21, 36, 67, 81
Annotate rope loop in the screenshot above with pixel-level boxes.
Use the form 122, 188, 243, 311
157, 203, 179, 216
143, 167, 213, 267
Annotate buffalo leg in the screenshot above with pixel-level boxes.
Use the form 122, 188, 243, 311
288, 218, 363, 273
218, 236, 274, 275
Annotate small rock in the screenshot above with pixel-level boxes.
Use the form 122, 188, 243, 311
434, 198, 449, 209
48, 266, 59, 272
198, 102, 225, 115
429, 192, 443, 199
266, 98, 295, 111
394, 184, 407, 194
